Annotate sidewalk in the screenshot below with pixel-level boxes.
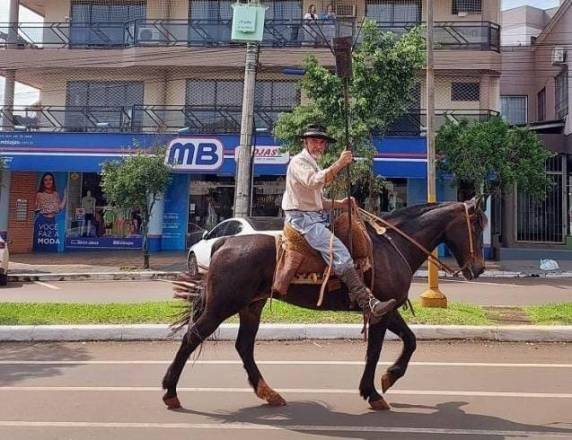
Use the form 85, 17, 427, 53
9, 251, 187, 275
8, 251, 572, 279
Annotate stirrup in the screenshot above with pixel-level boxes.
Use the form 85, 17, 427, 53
368, 297, 396, 318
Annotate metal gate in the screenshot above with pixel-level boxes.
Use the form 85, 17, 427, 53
516, 155, 566, 244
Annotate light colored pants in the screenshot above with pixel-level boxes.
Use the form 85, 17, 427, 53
285, 210, 353, 275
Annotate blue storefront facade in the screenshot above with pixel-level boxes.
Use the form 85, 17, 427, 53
0, 130, 466, 254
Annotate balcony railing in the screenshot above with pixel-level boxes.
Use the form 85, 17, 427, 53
0, 105, 498, 135
0, 20, 500, 51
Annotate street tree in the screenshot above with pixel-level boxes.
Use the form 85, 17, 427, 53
436, 117, 553, 200
101, 148, 171, 269
274, 20, 425, 205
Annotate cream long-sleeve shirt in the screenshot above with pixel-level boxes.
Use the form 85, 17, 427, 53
281, 148, 327, 211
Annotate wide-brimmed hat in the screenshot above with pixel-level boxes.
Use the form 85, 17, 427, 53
300, 124, 336, 143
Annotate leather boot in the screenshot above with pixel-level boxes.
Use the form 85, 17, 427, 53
339, 267, 396, 323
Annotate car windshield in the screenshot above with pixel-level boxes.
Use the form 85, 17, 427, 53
245, 217, 284, 231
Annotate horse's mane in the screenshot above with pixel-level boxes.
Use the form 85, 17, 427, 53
381, 202, 458, 227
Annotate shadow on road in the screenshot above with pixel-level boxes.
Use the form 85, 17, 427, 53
0, 342, 91, 386
175, 399, 572, 439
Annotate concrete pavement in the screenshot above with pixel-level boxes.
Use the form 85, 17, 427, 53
1, 278, 570, 306
0, 340, 571, 439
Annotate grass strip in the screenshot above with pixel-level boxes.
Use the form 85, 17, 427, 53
0, 300, 491, 326
525, 303, 572, 325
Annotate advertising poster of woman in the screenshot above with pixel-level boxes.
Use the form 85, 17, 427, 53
33, 172, 67, 252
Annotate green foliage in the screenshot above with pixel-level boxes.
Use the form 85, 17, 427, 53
274, 20, 425, 201
100, 148, 171, 267
436, 117, 553, 199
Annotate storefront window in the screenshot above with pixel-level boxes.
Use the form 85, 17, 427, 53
65, 172, 143, 249
188, 175, 284, 237
379, 178, 408, 213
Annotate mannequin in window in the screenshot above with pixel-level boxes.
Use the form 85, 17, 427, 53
81, 190, 96, 237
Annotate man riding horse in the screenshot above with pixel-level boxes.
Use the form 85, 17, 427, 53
282, 124, 397, 322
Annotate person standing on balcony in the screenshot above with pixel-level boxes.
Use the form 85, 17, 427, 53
303, 4, 319, 46
320, 3, 337, 43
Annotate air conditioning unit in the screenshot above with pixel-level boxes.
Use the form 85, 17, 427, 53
552, 47, 566, 65
137, 26, 165, 45
457, 11, 469, 17
335, 3, 356, 18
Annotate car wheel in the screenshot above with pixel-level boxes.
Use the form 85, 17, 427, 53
187, 252, 199, 277
0, 274, 7, 287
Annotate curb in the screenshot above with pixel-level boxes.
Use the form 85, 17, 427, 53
2, 324, 571, 343
414, 270, 572, 279
9, 270, 572, 282
8, 271, 181, 282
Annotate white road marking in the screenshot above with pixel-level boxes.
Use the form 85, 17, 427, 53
1, 386, 571, 399
0, 421, 570, 437
1, 360, 571, 368
32, 281, 61, 290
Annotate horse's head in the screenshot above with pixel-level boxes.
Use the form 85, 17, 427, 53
443, 197, 487, 280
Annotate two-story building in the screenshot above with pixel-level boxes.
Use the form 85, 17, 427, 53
500, 0, 572, 259
0, 0, 501, 254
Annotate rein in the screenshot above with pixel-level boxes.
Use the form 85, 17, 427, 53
358, 204, 478, 277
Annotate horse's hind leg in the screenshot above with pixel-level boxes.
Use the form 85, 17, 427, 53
162, 312, 224, 409
236, 299, 286, 406
382, 310, 416, 393
359, 317, 390, 411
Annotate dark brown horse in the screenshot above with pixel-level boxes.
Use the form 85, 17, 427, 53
162, 200, 487, 411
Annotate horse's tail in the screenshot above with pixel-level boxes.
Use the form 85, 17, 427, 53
171, 237, 230, 332
170, 272, 206, 333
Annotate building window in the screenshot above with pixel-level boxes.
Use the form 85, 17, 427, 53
452, 0, 482, 14
185, 79, 299, 132
70, 1, 146, 46
265, 0, 303, 19
537, 88, 546, 122
451, 82, 480, 101
555, 69, 569, 119
65, 81, 144, 131
501, 96, 528, 125
366, 0, 421, 24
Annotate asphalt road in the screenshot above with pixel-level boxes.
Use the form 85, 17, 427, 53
1, 278, 571, 306
0, 340, 570, 439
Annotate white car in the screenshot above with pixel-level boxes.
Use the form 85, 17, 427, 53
0, 236, 9, 286
187, 217, 283, 276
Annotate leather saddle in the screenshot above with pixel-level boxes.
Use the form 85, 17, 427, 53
272, 212, 374, 297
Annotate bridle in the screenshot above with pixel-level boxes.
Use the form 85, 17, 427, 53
358, 203, 482, 277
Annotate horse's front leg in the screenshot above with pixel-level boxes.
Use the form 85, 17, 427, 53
236, 299, 286, 406
382, 310, 416, 393
359, 316, 391, 411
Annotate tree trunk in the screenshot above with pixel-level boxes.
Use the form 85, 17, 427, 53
142, 219, 150, 270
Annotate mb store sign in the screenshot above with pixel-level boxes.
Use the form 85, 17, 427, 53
165, 138, 224, 172
164, 138, 290, 171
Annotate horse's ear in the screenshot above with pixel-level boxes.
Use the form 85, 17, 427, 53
467, 194, 487, 214
475, 194, 488, 212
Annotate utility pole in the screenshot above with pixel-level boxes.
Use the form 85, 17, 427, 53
420, 0, 447, 308
234, 41, 259, 218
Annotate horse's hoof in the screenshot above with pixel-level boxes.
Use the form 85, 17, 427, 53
163, 393, 182, 410
267, 393, 287, 407
369, 397, 391, 411
381, 373, 395, 393
256, 379, 287, 406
